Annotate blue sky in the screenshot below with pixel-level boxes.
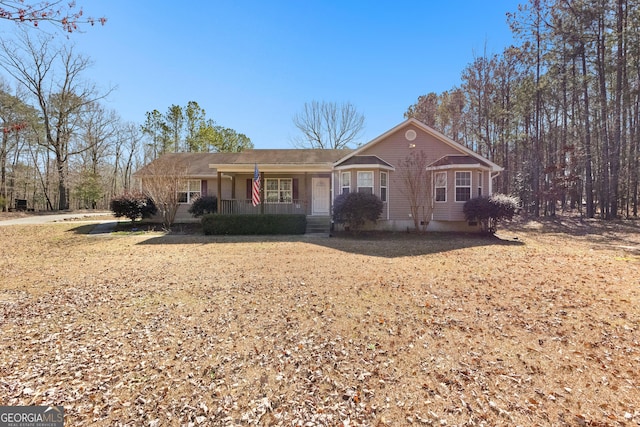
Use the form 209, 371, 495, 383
65, 1, 521, 149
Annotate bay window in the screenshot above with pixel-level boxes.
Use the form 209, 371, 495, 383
455, 171, 471, 202
357, 171, 373, 194
435, 172, 447, 202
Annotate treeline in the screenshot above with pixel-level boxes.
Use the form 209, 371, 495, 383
0, 32, 143, 211
0, 32, 251, 212
141, 102, 253, 160
406, 0, 639, 219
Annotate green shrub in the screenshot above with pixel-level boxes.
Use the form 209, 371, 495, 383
0, 195, 6, 211
463, 194, 519, 234
110, 192, 157, 222
201, 214, 306, 235
333, 192, 383, 232
188, 196, 217, 217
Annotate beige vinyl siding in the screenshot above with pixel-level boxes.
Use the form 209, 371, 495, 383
202, 178, 232, 199
354, 124, 496, 223
357, 125, 462, 222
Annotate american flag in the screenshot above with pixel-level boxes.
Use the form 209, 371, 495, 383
252, 164, 261, 206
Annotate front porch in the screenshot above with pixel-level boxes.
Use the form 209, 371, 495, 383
214, 171, 332, 217
218, 199, 308, 215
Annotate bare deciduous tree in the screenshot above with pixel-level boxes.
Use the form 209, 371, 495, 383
137, 156, 188, 230
395, 150, 434, 232
0, 31, 110, 209
292, 101, 365, 149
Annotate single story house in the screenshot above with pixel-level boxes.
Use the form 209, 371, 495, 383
133, 118, 503, 232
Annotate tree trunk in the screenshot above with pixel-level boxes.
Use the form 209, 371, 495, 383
581, 46, 595, 219
610, 0, 625, 218
56, 155, 68, 210
596, 13, 610, 219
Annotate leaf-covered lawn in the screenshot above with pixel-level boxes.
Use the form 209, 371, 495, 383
1, 220, 639, 426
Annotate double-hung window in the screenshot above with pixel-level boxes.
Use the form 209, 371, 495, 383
380, 171, 388, 202
435, 172, 447, 202
477, 172, 483, 196
178, 179, 201, 203
265, 178, 292, 203
357, 171, 373, 194
341, 172, 351, 194
455, 171, 471, 202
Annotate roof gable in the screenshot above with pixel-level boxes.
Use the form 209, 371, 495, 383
335, 118, 502, 172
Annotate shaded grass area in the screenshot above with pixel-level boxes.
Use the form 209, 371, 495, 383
1, 220, 638, 426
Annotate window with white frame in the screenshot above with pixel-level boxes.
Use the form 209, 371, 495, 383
178, 179, 201, 203
435, 172, 447, 202
455, 171, 471, 202
477, 172, 483, 196
357, 171, 373, 194
341, 172, 351, 194
265, 178, 292, 203
380, 171, 388, 202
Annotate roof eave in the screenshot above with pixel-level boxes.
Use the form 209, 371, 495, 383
209, 163, 334, 173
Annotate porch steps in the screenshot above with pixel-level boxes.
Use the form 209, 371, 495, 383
306, 216, 331, 234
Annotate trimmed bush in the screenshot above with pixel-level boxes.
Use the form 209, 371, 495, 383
110, 192, 157, 222
201, 214, 306, 235
463, 194, 519, 234
333, 192, 384, 232
188, 195, 217, 217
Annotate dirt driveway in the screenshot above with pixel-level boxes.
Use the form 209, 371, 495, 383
0, 211, 115, 227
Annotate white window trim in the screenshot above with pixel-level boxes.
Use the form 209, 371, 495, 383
178, 179, 201, 204
380, 171, 388, 202
455, 171, 472, 203
435, 172, 447, 203
341, 171, 351, 194
477, 171, 483, 197
265, 178, 293, 204
357, 171, 374, 194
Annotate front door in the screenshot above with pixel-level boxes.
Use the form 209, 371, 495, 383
311, 177, 330, 215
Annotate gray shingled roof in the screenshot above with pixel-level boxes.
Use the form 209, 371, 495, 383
134, 149, 354, 176
335, 155, 393, 168
429, 155, 490, 168
226, 149, 352, 165
133, 153, 240, 176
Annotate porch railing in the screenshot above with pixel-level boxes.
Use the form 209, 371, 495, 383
219, 199, 307, 215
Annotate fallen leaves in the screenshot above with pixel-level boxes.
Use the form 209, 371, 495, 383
0, 222, 639, 425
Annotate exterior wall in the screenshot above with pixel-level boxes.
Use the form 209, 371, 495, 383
231, 172, 331, 215
341, 124, 494, 225
432, 169, 485, 222
145, 177, 230, 223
